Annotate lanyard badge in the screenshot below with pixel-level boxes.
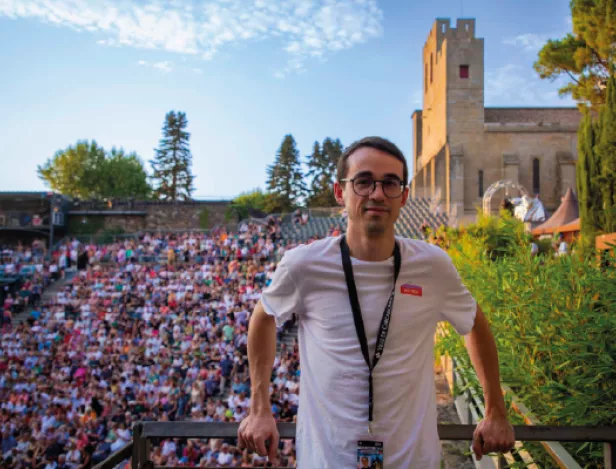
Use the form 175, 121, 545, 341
339, 236, 401, 434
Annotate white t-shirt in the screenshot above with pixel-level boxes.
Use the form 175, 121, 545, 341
261, 235, 476, 469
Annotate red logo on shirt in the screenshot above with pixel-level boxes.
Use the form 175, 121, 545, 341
400, 284, 422, 296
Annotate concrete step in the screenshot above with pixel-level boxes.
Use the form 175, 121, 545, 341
12, 272, 76, 325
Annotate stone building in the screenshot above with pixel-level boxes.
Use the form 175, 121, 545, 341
410, 18, 581, 224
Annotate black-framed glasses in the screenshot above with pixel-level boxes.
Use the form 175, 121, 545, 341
339, 176, 405, 198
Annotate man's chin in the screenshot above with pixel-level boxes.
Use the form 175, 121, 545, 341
365, 221, 386, 237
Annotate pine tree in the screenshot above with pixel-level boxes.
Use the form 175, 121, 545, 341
596, 70, 616, 232
305, 137, 343, 207
150, 111, 195, 201
266, 134, 306, 212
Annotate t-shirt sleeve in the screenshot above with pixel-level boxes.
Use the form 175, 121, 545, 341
260, 251, 304, 327
437, 249, 477, 336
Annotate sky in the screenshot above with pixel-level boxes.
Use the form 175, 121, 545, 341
0, 0, 576, 200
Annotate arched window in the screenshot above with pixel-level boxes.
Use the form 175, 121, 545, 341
532, 158, 540, 195
478, 170, 484, 197
425, 63, 428, 92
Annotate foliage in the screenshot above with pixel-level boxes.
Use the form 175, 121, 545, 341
533, 0, 616, 108
198, 207, 209, 229
577, 111, 602, 250
225, 188, 275, 222
576, 70, 616, 244
38, 140, 151, 199
150, 111, 195, 201
596, 71, 616, 232
102, 149, 152, 199
450, 210, 531, 261
436, 215, 616, 468
305, 138, 343, 207
266, 134, 307, 212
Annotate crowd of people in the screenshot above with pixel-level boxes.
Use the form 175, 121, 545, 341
1, 240, 58, 331
0, 218, 313, 469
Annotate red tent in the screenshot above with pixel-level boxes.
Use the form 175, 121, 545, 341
532, 188, 579, 237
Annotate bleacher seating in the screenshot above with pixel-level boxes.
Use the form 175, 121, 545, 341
279, 198, 448, 243
281, 215, 347, 241
395, 197, 448, 238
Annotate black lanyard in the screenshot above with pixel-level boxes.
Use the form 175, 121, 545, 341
340, 235, 401, 432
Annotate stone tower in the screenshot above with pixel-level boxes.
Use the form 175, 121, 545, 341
412, 18, 484, 217
411, 18, 580, 224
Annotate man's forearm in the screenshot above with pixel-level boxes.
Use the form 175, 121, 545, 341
464, 306, 507, 418
248, 301, 277, 416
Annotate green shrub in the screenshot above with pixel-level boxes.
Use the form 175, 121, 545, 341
437, 214, 616, 468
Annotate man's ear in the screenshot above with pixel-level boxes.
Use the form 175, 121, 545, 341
401, 185, 410, 207
333, 181, 345, 206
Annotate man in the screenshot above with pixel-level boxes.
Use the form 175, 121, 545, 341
238, 137, 515, 468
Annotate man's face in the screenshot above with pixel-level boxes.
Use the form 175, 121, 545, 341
361, 456, 370, 467
334, 147, 408, 237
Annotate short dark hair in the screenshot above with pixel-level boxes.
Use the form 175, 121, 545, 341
337, 136, 408, 185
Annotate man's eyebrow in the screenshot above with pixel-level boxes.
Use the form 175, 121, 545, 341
349, 171, 374, 178
350, 171, 402, 178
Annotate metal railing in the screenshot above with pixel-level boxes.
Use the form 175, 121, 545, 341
94, 421, 616, 469
0, 211, 51, 229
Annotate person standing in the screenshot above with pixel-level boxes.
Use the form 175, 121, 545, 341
239, 137, 515, 468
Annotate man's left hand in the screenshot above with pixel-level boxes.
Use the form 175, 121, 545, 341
472, 414, 515, 460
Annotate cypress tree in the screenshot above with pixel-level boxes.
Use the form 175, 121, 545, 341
577, 113, 589, 242
596, 70, 616, 232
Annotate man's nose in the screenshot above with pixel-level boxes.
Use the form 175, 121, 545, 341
369, 182, 387, 201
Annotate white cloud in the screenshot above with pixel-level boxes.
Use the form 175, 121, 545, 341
485, 64, 572, 106
192, 67, 204, 75
136, 60, 173, 72
503, 33, 550, 53
2, 0, 383, 76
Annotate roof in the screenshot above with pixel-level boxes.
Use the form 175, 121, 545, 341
532, 188, 580, 236
0, 192, 60, 202
484, 107, 581, 126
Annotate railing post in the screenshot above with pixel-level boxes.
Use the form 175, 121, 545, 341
606, 441, 615, 469
132, 422, 142, 469
137, 422, 148, 469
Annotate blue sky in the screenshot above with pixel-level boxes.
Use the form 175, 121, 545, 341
0, 0, 575, 200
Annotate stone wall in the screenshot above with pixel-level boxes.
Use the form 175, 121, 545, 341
480, 131, 578, 211
484, 107, 581, 126
67, 201, 230, 235
144, 201, 229, 231
103, 215, 146, 232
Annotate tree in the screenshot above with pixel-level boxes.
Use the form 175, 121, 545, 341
104, 149, 151, 198
305, 138, 343, 207
534, 0, 616, 108
150, 111, 195, 201
596, 70, 616, 232
38, 140, 105, 198
38, 140, 151, 199
225, 188, 276, 221
576, 111, 600, 246
266, 134, 307, 212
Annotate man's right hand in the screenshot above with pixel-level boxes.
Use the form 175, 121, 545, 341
238, 414, 279, 463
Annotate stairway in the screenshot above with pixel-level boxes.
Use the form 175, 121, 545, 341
277, 322, 298, 354
12, 269, 77, 326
